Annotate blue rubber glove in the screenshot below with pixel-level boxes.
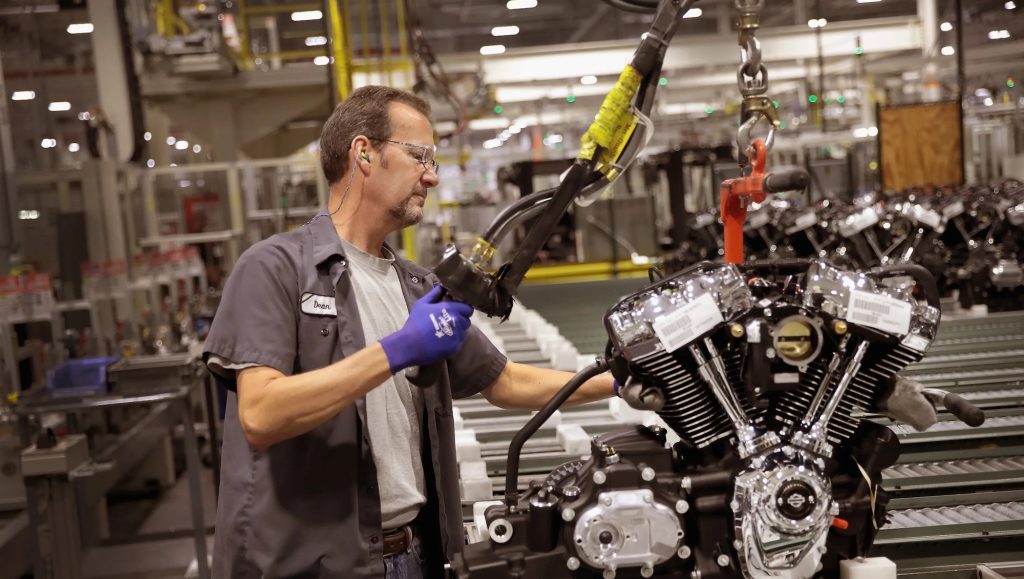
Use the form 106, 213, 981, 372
379, 285, 474, 373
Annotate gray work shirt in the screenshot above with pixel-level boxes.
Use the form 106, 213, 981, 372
203, 213, 507, 578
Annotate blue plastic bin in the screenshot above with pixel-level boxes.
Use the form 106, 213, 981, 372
46, 356, 120, 398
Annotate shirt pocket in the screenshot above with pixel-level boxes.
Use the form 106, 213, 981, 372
296, 313, 339, 373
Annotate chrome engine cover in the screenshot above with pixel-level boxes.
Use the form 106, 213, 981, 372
732, 447, 836, 579
572, 489, 684, 573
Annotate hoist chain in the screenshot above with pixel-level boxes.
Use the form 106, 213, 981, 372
734, 0, 780, 156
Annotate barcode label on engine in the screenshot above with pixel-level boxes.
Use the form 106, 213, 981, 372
847, 290, 912, 335
652, 293, 724, 352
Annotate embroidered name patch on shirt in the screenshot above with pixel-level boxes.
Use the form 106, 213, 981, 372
300, 292, 337, 316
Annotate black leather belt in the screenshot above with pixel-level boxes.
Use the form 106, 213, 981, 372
382, 526, 411, 557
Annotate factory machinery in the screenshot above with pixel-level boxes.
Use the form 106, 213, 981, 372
453, 305, 1024, 579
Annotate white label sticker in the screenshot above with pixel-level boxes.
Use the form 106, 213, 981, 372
847, 290, 912, 335
914, 206, 942, 230
652, 293, 724, 352
839, 208, 879, 238
694, 213, 715, 229
300, 292, 337, 316
786, 211, 818, 234
942, 200, 965, 219
745, 210, 770, 231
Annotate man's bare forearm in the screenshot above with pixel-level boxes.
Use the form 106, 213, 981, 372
237, 344, 393, 449
482, 361, 615, 410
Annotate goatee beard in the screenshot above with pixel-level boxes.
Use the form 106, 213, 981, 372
389, 193, 423, 227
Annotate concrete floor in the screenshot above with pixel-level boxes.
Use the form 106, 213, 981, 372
82, 465, 217, 579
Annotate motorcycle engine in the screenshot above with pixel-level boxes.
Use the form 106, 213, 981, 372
451, 260, 939, 579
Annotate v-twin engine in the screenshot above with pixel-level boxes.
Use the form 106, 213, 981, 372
452, 260, 941, 579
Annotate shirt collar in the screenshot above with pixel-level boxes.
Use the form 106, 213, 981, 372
307, 212, 406, 270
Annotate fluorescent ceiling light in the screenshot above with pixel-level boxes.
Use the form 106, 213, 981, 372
480, 44, 506, 55
506, 0, 537, 9
78, 111, 91, 120
291, 10, 322, 21
166, 136, 176, 145
66, 23, 93, 34
941, 45, 956, 55
580, 75, 597, 85
857, 0, 882, 3
11, 90, 35, 101
147, 159, 156, 168
807, 18, 827, 29
683, 7, 702, 17
48, 101, 71, 112
988, 29, 1011, 40
509, 125, 522, 134
313, 55, 330, 65
305, 36, 328, 46
68, 142, 80, 153
491, 26, 520, 36
18, 210, 40, 220
193, 144, 202, 153
1007, 1, 1017, 9
175, 140, 189, 150
983, 97, 994, 106
40, 138, 57, 149
940, 22, 953, 31
143, 131, 152, 141
483, 138, 503, 149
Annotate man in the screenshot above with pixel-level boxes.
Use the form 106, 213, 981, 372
203, 85, 615, 578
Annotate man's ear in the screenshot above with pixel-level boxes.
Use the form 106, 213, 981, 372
351, 135, 372, 174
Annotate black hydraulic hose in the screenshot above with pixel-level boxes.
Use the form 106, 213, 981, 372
504, 358, 609, 507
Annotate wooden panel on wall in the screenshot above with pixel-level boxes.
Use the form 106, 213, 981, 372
879, 101, 963, 190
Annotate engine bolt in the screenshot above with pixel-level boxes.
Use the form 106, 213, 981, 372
642, 467, 656, 482
563, 485, 581, 499
833, 320, 848, 335
765, 348, 776, 359
717, 554, 731, 567
641, 564, 655, 577
562, 508, 576, 522
730, 323, 745, 338
593, 470, 607, 485
680, 477, 692, 492
603, 496, 613, 506
675, 500, 690, 514
678, 546, 692, 559
566, 557, 580, 571
733, 539, 743, 550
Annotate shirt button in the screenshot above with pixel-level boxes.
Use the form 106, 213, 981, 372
370, 535, 379, 544
320, 327, 330, 336
410, 275, 420, 283
339, 259, 347, 266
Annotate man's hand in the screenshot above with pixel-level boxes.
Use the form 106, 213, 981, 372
379, 285, 473, 373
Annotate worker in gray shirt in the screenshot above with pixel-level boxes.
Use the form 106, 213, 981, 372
203, 85, 616, 579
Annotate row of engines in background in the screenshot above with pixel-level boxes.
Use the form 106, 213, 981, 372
668, 179, 1024, 310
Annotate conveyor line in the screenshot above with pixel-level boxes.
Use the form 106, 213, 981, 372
886, 502, 1024, 530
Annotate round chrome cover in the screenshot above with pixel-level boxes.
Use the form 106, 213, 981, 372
573, 489, 683, 570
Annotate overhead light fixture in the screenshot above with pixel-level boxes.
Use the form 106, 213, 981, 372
18, 210, 40, 220
143, 131, 152, 141
11, 90, 35, 101
480, 44, 506, 55
580, 75, 597, 85
175, 140, 189, 150
491, 25, 520, 36
48, 101, 71, 112
857, 0, 882, 3
305, 36, 328, 46
66, 23, 94, 34
506, 0, 537, 9
854, 127, 870, 138
807, 18, 828, 29
68, 142, 80, 153
509, 125, 522, 134
983, 97, 994, 106
1007, 1, 1017, 9
40, 138, 57, 149
483, 138, 503, 149
867, 126, 878, 137
941, 45, 956, 55
940, 22, 953, 31
683, 8, 702, 17
193, 144, 202, 153
147, 159, 156, 168
988, 29, 1011, 40
313, 55, 330, 65
166, 136, 177, 145
78, 111, 91, 120
291, 10, 322, 21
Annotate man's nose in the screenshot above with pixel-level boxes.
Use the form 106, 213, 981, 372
422, 166, 440, 187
